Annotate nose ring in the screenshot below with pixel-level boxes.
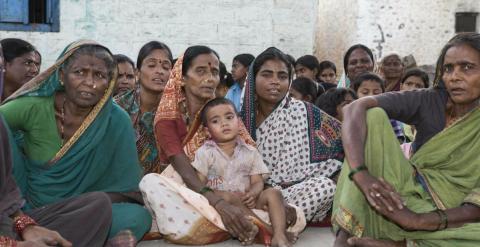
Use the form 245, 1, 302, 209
93, 84, 97, 89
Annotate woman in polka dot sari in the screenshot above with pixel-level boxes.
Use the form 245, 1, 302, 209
241, 47, 344, 222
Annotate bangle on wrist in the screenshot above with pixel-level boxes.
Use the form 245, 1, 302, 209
433, 209, 448, 231
348, 165, 368, 181
13, 214, 37, 236
198, 186, 213, 195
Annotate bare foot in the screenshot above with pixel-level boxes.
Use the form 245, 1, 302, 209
105, 230, 136, 247
347, 237, 406, 247
285, 205, 297, 227
333, 229, 350, 247
271, 233, 292, 247
240, 224, 259, 246
286, 231, 298, 244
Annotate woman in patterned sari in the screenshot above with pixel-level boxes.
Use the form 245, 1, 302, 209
140, 45, 306, 245
333, 32, 480, 247
240, 47, 344, 223
115, 41, 173, 174
0, 40, 151, 244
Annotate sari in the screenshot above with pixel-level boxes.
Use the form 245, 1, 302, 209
0, 40, 151, 240
240, 59, 344, 222
115, 89, 164, 174
332, 107, 480, 246
140, 54, 306, 244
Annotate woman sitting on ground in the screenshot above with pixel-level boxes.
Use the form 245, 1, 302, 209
242, 47, 344, 223
115, 41, 173, 174
0, 40, 151, 244
333, 32, 480, 246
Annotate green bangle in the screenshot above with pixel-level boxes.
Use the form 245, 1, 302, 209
198, 186, 213, 195
348, 165, 368, 181
434, 209, 448, 231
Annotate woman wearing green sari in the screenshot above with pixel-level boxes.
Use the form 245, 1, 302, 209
0, 40, 151, 245
333, 33, 480, 246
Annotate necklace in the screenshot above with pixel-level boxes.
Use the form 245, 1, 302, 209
60, 95, 66, 145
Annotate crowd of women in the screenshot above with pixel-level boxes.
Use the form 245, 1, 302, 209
1, 31, 480, 247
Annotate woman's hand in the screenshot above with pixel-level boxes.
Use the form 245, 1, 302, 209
22, 225, 72, 247
214, 199, 254, 241
353, 171, 405, 213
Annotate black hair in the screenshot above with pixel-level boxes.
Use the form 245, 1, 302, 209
291, 77, 317, 101
351, 72, 385, 93
233, 53, 255, 67
136, 41, 173, 70
63, 45, 115, 81
218, 61, 234, 87
252, 47, 293, 80
201, 98, 237, 126
113, 54, 135, 68
182, 45, 220, 76
343, 44, 375, 75
434, 32, 480, 87
315, 88, 358, 118
400, 68, 429, 88
295, 55, 320, 76
319, 60, 337, 74
0, 38, 38, 63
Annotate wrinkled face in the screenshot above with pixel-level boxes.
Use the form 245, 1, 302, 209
205, 104, 240, 142
442, 44, 480, 105
382, 55, 404, 79
115, 62, 136, 95
256, 59, 290, 105
336, 93, 355, 121
61, 54, 109, 108
356, 80, 383, 98
5, 51, 41, 89
183, 53, 220, 102
295, 64, 317, 81
231, 60, 248, 82
400, 75, 426, 91
319, 68, 336, 84
138, 49, 172, 94
347, 49, 374, 81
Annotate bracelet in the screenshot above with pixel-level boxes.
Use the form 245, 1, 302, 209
13, 214, 37, 236
198, 186, 213, 195
434, 209, 448, 231
212, 198, 225, 208
348, 165, 368, 181
0, 236, 17, 247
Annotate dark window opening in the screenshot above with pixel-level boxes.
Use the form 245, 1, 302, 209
29, 0, 47, 23
455, 12, 478, 33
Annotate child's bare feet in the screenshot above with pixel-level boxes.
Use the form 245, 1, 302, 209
104, 230, 136, 247
271, 233, 293, 247
286, 231, 298, 244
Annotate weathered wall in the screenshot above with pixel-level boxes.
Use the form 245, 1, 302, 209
315, 0, 480, 73
0, 0, 318, 68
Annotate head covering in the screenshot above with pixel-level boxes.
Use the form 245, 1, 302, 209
241, 47, 344, 185
154, 53, 254, 161
4, 40, 142, 208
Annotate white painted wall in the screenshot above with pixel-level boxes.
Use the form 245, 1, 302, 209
315, 0, 480, 73
0, 0, 318, 69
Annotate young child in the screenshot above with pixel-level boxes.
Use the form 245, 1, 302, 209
289, 77, 318, 103
315, 88, 357, 121
351, 72, 406, 143
194, 98, 296, 247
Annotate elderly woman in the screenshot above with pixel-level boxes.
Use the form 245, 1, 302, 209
0, 40, 151, 245
115, 41, 173, 174
241, 47, 344, 223
140, 45, 306, 246
379, 52, 405, 92
333, 32, 480, 246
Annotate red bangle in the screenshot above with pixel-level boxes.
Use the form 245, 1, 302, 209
13, 214, 37, 236
0, 236, 17, 247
